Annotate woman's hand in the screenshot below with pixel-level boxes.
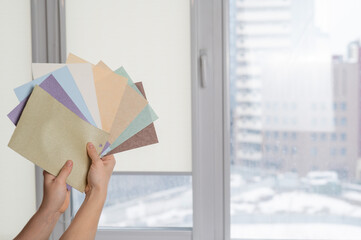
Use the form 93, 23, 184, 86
41, 160, 73, 215
14, 161, 73, 240
85, 142, 115, 197
59, 143, 115, 240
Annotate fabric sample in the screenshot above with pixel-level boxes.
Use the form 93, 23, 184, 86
8, 74, 88, 125
14, 66, 96, 127
8, 86, 109, 192
31, 63, 101, 128
65, 54, 158, 154
92, 62, 128, 132
95, 61, 148, 143
107, 82, 158, 154
102, 68, 159, 155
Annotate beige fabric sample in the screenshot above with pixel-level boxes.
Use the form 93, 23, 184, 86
66, 53, 90, 64
96, 61, 149, 143
92, 63, 128, 132
66, 55, 149, 143
8, 86, 109, 192
108, 83, 148, 143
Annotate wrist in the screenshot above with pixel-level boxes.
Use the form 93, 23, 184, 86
37, 205, 61, 224
85, 186, 107, 203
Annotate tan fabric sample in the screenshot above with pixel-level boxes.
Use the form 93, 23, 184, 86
8, 86, 109, 192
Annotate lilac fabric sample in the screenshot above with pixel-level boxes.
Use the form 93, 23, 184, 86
7, 98, 29, 126
8, 74, 89, 125
100, 141, 111, 156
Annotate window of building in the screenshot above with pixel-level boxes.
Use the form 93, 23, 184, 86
330, 147, 337, 156
320, 133, 327, 141
340, 133, 347, 141
273, 132, 279, 139
291, 132, 297, 140
340, 148, 347, 156
310, 147, 318, 156
340, 102, 347, 111
311, 133, 317, 141
331, 133, 338, 141
340, 117, 347, 126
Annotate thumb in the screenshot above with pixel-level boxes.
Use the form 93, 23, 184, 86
57, 160, 73, 183
87, 142, 100, 163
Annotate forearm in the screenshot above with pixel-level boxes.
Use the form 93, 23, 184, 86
60, 188, 106, 240
14, 207, 61, 240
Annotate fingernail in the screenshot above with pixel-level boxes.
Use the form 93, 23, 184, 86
67, 160, 73, 167
66, 184, 72, 191
88, 142, 94, 149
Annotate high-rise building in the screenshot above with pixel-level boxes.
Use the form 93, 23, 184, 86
230, 0, 294, 166
230, 0, 361, 180
230, 0, 315, 166
263, 43, 361, 180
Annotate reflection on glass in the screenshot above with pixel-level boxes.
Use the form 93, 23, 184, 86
72, 175, 192, 228
229, 0, 361, 239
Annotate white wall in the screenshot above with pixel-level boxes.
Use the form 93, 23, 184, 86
0, 1, 36, 238
66, 0, 192, 173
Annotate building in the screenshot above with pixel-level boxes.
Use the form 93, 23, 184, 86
263, 43, 361, 180
231, 0, 361, 180
230, 0, 295, 166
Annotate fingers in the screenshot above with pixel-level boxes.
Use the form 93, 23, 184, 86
102, 154, 116, 168
101, 154, 114, 161
87, 142, 100, 163
56, 160, 73, 183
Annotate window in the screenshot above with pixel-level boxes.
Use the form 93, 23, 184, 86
331, 133, 337, 141
340, 102, 347, 111
31, 0, 361, 239
310, 147, 318, 157
229, 0, 361, 239
340, 133, 347, 141
65, 0, 194, 231
320, 133, 327, 141
340, 117, 347, 126
72, 175, 192, 228
311, 133, 317, 141
340, 148, 347, 156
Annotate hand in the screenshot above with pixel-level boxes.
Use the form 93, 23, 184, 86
59, 144, 115, 240
85, 142, 115, 196
41, 160, 73, 215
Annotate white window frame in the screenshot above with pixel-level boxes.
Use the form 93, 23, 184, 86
31, 0, 229, 239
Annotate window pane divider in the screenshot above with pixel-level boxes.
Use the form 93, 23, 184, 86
96, 229, 192, 240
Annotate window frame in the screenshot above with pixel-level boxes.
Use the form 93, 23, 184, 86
31, 0, 228, 239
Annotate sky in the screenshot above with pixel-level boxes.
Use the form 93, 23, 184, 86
315, 0, 361, 56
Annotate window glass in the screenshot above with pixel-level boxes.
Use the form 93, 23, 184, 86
229, 0, 361, 239
66, 0, 193, 229
72, 175, 192, 228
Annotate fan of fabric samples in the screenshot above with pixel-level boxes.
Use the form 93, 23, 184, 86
7, 54, 158, 192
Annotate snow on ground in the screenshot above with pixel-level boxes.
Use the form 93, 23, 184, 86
231, 223, 361, 240
343, 191, 361, 203
232, 187, 275, 203
232, 188, 361, 218
259, 191, 361, 217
